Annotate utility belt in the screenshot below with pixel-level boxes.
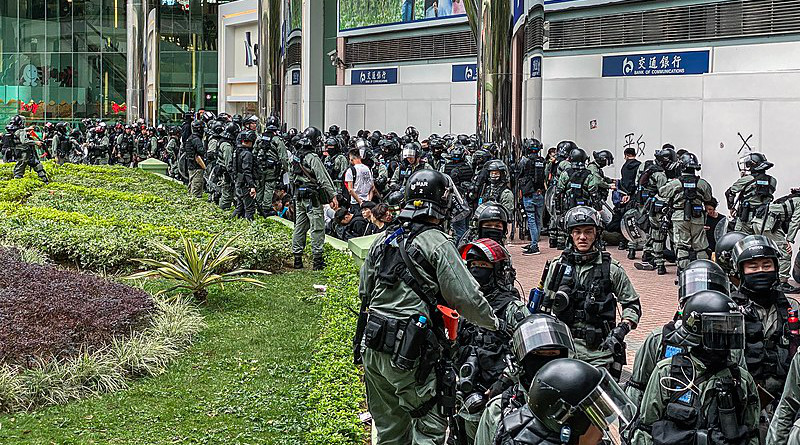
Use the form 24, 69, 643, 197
737, 202, 769, 223
681, 201, 705, 219
260, 157, 279, 169
573, 324, 607, 349
294, 183, 320, 202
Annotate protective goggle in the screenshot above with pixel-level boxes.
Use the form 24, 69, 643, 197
512, 316, 575, 362
678, 269, 730, 301
701, 313, 745, 350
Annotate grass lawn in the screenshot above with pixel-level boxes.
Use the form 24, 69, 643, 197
0, 270, 325, 445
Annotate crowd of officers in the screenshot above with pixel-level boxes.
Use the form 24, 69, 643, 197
6, 111, 800, 445
352, 136, 800, 445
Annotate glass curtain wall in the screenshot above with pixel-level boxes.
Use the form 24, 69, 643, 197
0, 0, 127, 125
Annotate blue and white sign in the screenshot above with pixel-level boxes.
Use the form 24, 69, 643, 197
452, 64, 478, 82
602, 50, 710, 77
530, 56, 542, 78
513, 0, 525, 30
291, 70, 300, 85
351, 68, 398, 85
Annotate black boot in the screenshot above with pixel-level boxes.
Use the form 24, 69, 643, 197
556, 241, 566, 250
657, 264, 667, 275
313, 255, 325, 271
293, 254, 303, 269
627, 249, 636, 260
618, 241, 628, 251
549, 237, 557, 249
641, 251, 653, 264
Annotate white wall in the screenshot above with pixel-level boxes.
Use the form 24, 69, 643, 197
325, 62, 477, 135
533, 41, 800, 199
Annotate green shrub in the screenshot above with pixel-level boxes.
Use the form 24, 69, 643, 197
306, 248, 367, 444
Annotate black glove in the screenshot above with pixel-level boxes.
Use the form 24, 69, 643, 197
601, 322, 631, 354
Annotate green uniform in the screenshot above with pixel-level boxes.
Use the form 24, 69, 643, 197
391, 160, 428, 188
625, 326, 747, 410
90, 135, 110, 165
767, 352, 800, 445
479, 184, 514, 218
255, 136, 288, 212
12, 128, 47, 181
546, 160, 572, 245
726, 173, 777, 233
658, 174, 713, 271
359, 225, 499, 445
218, 140, 235, 211
588, 161, 614, 194
290, 150, 336, 257
749, 200, 798, 281
633, 354, 760, 445
325, 153, 349, 192
636, 162, 670, 266
475, 393, 506, 445
541, 251, 641, 368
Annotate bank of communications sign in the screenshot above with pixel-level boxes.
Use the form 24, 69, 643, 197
602, 50, 710, 77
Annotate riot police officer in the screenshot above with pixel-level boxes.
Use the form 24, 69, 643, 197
494, 358, 637, 445
479, 160, 514, 218
391, 143, 427, 189
454, 238, 529, 443
474, 314, 575, 445
517, 138, 547, 255
460, 203, 511, 247
658, 152, 714, 274
254, 116, 288, 215
217, 123, 238, 210
87, 122, 111, 165
635, 146, 679, 274
540, 206, 641, 380
555, 148, 600, 250
323, 136, 349, 194
625, 259, 735, 409
589, 149, 616, 204
184, 119, 207, 198
5, 115, 48, 182
232, 130, 258, 220
716, 231, 749, 288
114, 125, 136, 167
726, 152, 776, 234
443, 143, 474, 243
632, 290, 760, 445
767, 352, 800, 444
290, 127, 337, 270
356, 169, 500, 445
730, 235, 799, 426
545, 141, 576, 249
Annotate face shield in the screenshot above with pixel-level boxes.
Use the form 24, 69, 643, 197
512, 316, 575, 363
555, 369, 637, 445
701, 313, 745, 350
737, 157, 750, 173
402, 147, 417, 160
678, 269, 730, 302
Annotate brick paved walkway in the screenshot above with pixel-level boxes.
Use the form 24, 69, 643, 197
507, 237, 679, 368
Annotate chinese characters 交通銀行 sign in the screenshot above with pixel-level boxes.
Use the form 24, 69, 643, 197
351, 68, 398, 85
602, 50, 710, 77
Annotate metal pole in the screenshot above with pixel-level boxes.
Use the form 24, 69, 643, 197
146, 2, 160, 124
126, 0, 145, 123
258, 0, 283, 125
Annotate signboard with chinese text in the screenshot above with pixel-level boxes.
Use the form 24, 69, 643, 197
602, 50, 710, 77
452, 64, 478, 82
530, 56, 542, 78
291, 70, 301, 85
351, 68, 398, 85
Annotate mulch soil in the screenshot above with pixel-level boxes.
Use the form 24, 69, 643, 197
0, 248, 155, 367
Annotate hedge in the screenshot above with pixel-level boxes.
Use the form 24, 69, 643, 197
306, 247, 368, 444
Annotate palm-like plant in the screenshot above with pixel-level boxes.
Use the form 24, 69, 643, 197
126, 234, 270, 302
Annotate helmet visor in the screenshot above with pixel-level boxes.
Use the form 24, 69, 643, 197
678, 269, 730, 301
576, 369, 637, 443
702, 313, 745, 350
512, 316, 575, 362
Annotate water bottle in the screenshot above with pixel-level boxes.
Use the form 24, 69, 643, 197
788, 309, 799, 336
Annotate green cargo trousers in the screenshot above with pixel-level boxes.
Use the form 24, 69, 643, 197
363, 349, 447, 445
672, 219, 709, 271
292, 197, 325, 256
219, 181, 234, 211
188, 168, 204, 198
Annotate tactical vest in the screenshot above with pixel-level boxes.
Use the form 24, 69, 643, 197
674, 175, 704, 220
481, 184, 509, 206
519, 155, 546, 195
1, 131, 16, 153
58, 134, 71, 157
564, 168, 592, 209
638, 161, 663, 203
556, 252, 616, 348
256, 138, 281, 172
741, 296, 793, 390
495, 403, 562, 445
118, 135, 134, 155
323, 153, 345, 181
649, 353, 751, 445
396, 160, 417, 186
291, 149, 318, 185
736, 173, 776, 222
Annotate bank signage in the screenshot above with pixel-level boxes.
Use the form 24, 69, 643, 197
602, 50, 710, 77
452, 64, 478, 82
351, 68, 398, 85
530, 56, 542, 78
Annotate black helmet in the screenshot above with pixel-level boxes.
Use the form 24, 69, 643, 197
556, 141, 577, 160
563, 205, 603, 232
379, 138, 399, 156
232, 114, 243, 126
715, 231, 748, 276
737, 152, 773, 173
354, 138, 370, 158
512, 314, 575, 389
301, 126, 322, 147
210, 121, 224, 136
568, 147, 588, 168
265, 115, 280, 132
243, 114, 259, 128
472, 202, 510, 239
401, 143, 419, 160
654, 147, 677, 168
472, 148, 492, 168
678, 152, 701, 170
523, 138, 543, 155
8, 114, 25, 130
678, 291, 744, 350
328, 124, 340, 136
731, 235, 780, 275
399, 169, 452, 222
200, 110, 216, 122
405, 126, 419, 142
592, 150, 614, 168
237, 130, 257, 145
369, 131, 383, 147
448, 144, 466, 163
678, 259, 730, 304
217, 112, 232, 122
183, 110, 195, 122
222, 122, 240, 141
324, 137, 342, 155
191, 119, 204, 133
528, 358, 637, 440
55, 122, 68, 134
485, 160, 508, 183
